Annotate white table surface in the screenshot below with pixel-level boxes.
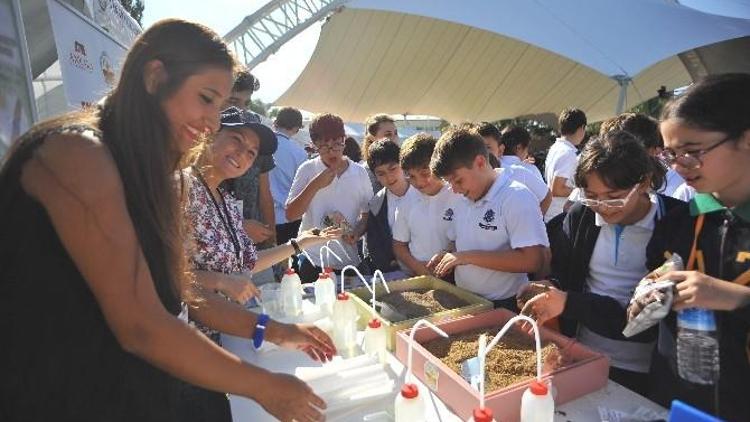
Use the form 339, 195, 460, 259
222, 331, 668, 422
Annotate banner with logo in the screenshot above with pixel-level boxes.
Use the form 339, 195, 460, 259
91, 0, 141, 47
0, 0, 36, 155
48, 0, 127, 108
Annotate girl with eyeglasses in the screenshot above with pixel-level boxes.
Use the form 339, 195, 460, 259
518, 130, 687, 396
646, 73, 750, 420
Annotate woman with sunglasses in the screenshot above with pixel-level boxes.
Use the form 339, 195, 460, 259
646, 73, 750, 420
518, 130, 686, 396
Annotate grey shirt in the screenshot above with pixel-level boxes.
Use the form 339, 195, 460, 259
231, 154, 276, 220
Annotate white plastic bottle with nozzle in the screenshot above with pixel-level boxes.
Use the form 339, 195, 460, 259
280, 268, 302, 317
466, 407, 496, 422
520, 380, 554, 422
394, 383, 425, 422
332, 292, 357, 353
363, 318, 387, 363
314, 272, 336, 316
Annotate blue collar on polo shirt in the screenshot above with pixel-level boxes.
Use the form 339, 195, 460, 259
594, 193, 659, 266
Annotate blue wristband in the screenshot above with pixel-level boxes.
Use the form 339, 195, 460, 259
252, 313, 270, 349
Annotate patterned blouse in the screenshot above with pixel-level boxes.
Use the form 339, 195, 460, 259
183, 167, 258, 342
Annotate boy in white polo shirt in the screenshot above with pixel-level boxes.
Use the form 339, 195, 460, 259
428, 128, 549, 310
392, 133, 461, 277
544, 108, 587, 221
286, 113, 374, 282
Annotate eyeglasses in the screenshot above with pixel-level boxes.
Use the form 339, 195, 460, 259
314, 138, 345, 152
658, 135, 733, 170
580, 185, 639, 209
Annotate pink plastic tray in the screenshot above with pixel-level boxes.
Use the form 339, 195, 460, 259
394, 308, 610, 421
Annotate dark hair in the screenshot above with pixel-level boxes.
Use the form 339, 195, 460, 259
500, 126, 531, 156
233, 69, 259, 93
661, 73, 750, 139
559, 108, 587, 135
343, 136, 362, 162
600, 113, 662, 150
431, 128, 488, 177
399, 133, 436, 171
309, 113, 344, 142
575, 130, 665, 192
274, 106, 303, 130
365, 114, 396, 136
367, 139, 400, 170
10, 20, 236, 310
477, 122, 502, 143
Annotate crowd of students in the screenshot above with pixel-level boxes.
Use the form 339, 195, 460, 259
1, 17, 749, 422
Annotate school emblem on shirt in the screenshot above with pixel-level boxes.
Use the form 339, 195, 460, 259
478, 209, 497, 231
442, 208, 454, 221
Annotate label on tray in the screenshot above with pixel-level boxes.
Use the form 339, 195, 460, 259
424, 360, 440, 392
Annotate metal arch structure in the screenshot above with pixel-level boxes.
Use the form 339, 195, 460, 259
224, 0, 350, 69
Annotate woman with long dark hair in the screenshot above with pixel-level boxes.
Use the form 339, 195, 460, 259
0, 20, 329, 422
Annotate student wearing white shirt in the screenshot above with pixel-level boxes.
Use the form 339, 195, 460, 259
544, 108, 587, 221
363, 139, 419, 274
392, 134, 461, 277
286, 113, 374, 282
500, 125, 545, 182
428, 128, 548, 310
477, 122, 505, 159
270, 107, 308, 245
518, 131, 687, 397
478, 123, 551, 214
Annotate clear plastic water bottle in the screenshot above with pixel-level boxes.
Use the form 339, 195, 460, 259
676, 308, 720, 385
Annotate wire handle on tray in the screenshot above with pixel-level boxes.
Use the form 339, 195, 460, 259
408, 319, 448, 383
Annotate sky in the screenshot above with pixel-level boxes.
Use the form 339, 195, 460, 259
140, 0, 750, 106
141, 0, 322, 104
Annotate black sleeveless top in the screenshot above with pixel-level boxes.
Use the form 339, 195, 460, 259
0, 126, 181, 421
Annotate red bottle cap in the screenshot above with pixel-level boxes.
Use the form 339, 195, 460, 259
529, 380, 548, 396
368, 318, 381, 329
472, 407, 494, 422
336, 292, 349, 301
284, 268, 296, 275
400, 383, 419, 399
324, 267, 333, 274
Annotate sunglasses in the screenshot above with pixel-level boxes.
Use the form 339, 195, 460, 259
658, 134, 733, 170
580, 185, 639, 209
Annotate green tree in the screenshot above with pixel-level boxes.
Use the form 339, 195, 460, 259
118, 0, 145, 25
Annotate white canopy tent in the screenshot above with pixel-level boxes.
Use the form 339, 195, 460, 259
275, 0, 750, 124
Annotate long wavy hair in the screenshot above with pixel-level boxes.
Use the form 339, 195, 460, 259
8, 20, 236, 311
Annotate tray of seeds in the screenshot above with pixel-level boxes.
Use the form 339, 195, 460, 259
348, 275, 492, 351
394, 308, 610, 422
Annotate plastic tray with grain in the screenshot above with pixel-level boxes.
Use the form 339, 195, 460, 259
394, 308, 610, 422
348, 275, 492, 351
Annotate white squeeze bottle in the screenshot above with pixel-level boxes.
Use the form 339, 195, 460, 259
280, 268, 302, 317
314, 272, 336, 316
363, 318, 387, 363
466, 408, 495, 422
520, 380, 554, 422
332, 292, 357, 353
395, 383, 425, 422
